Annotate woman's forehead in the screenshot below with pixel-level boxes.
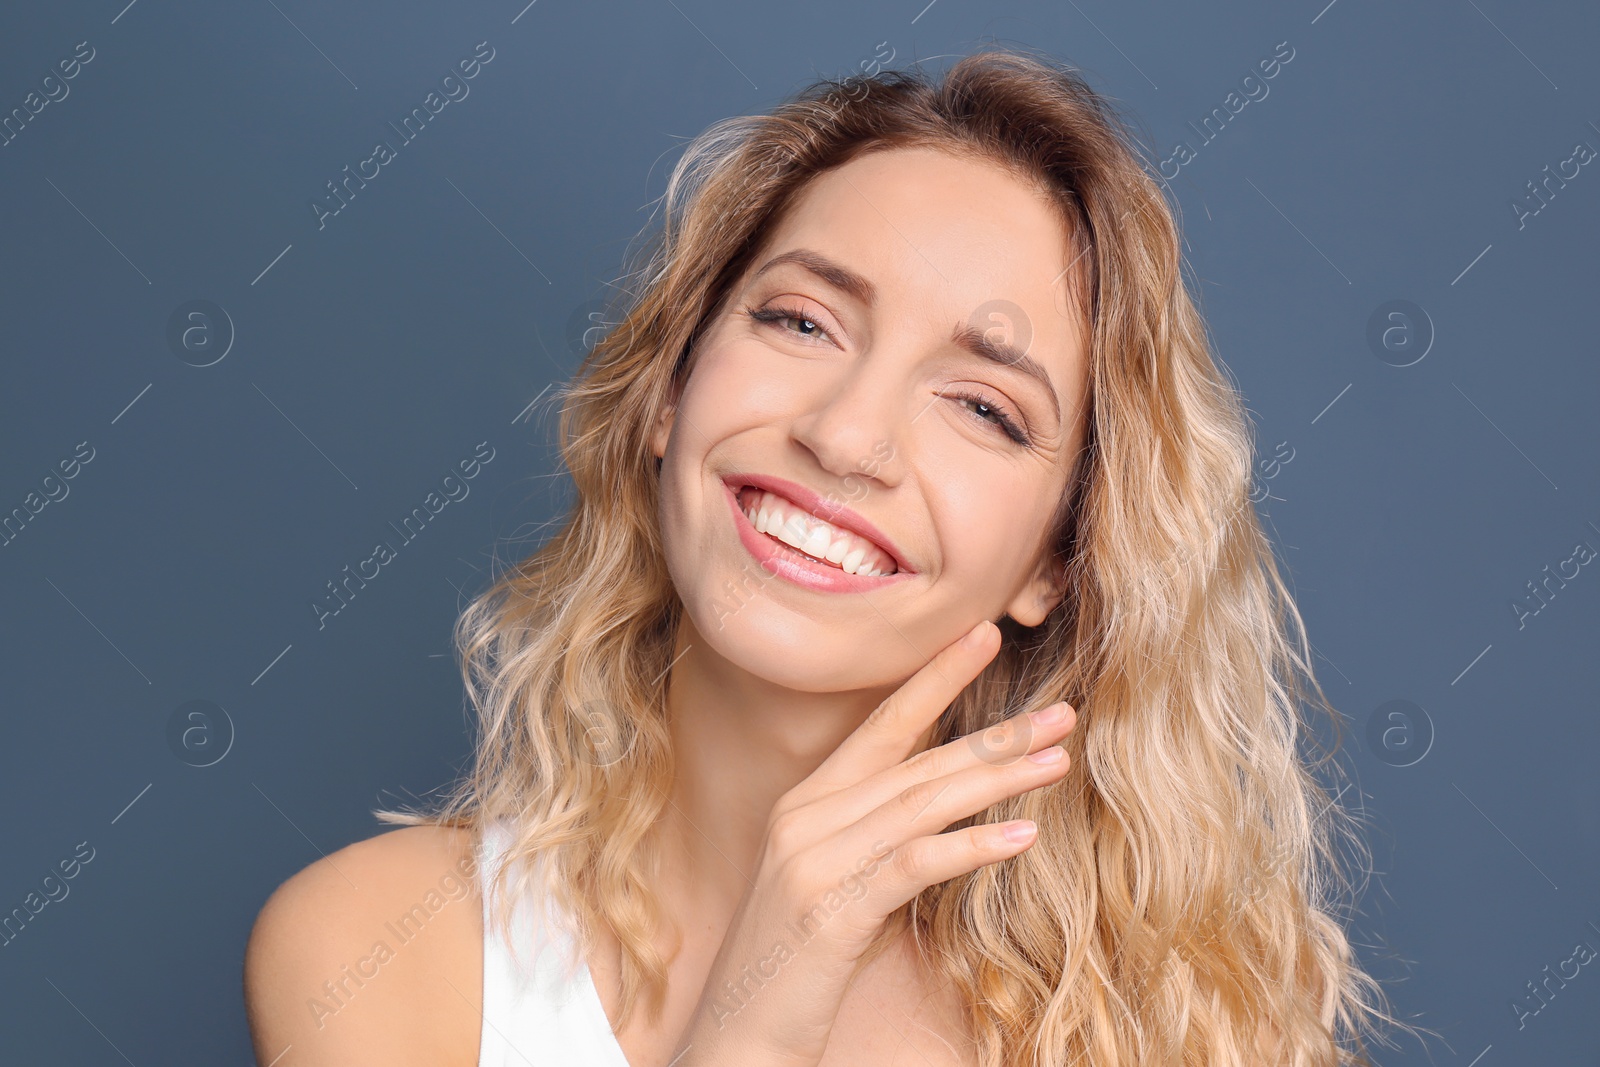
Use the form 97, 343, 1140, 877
743, 147, 1088, 334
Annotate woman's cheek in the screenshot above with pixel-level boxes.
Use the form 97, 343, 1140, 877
929, 467, 1032, 582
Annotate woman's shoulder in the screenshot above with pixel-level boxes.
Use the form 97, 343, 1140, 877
243, 823, 486, 1067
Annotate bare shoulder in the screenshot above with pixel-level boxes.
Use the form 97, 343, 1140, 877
243, 823, 486, 1067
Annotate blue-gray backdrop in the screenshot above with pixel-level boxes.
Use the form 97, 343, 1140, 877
2, 1, 1596, 1063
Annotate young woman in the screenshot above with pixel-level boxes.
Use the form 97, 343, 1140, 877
245, 48, 1399, 1066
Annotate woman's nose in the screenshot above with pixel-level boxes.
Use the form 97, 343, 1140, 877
788, 365, 904, 489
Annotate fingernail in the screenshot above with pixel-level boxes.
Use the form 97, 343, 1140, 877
1002, 820, 1037, 844
1027, 745, 1065, 765
961, 621, 990, 649
1032, 702, 1068, 726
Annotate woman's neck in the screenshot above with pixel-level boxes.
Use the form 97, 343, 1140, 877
652, 613, 906, 916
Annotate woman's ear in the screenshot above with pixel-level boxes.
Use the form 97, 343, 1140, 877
649, 401, 675, 464
650, 357, 691, 464
1003, 552, 1067, 628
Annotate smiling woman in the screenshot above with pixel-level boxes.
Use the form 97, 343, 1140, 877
245, 47, 1404, 1067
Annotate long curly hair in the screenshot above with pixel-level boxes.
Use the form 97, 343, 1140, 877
379, 46, 1406, 1066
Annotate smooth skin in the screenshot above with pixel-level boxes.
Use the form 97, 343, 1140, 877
244, 145, 1092, 1066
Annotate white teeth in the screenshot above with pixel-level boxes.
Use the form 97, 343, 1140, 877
739, 488, 897, 576
799, 522, 832, 560
780, 511, 813, 548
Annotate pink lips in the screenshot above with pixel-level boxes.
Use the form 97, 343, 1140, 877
721, 475, 916, 594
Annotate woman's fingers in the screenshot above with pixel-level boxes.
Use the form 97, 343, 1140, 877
788, 620, 1001, 806
815, 742, 1073, 920
874, 818, 1042, 903
791, 699, 1076, 843
877, 734, 1070, 853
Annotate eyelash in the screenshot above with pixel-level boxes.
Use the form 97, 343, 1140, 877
747, 304, 837, 345
946, 388, 1032, 446
745, 304, 1034, 447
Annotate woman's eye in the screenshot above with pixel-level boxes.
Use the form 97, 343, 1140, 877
949, 390, 1032, 447
746, 304, 834, 345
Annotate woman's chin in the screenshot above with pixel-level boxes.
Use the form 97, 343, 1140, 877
689, 603, 908, 695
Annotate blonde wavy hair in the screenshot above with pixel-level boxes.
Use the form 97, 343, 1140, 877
380, 46, 1408, 1066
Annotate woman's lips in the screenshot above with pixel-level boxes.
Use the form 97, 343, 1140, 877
735, 486, 897, 575
722, 481, 915, 594
722, 471, 915, 575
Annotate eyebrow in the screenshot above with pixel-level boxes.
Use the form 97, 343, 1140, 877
949, 321, 1062, 426
753, 248, 877, 306
751, 247, 1063, 426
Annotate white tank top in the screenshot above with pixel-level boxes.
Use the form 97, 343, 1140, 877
476, 819, 631, 1066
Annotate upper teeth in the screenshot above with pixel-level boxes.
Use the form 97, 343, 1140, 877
740, 488, 898, 577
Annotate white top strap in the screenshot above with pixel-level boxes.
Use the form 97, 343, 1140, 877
476, 819, 631, 1066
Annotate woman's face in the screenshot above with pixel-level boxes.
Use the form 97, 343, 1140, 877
651, 144, 1091, 694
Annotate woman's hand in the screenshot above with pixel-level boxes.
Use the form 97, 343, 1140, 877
667, 618, 1077, 1067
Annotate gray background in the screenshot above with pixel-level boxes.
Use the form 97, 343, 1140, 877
1, 0, 1596, 1063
